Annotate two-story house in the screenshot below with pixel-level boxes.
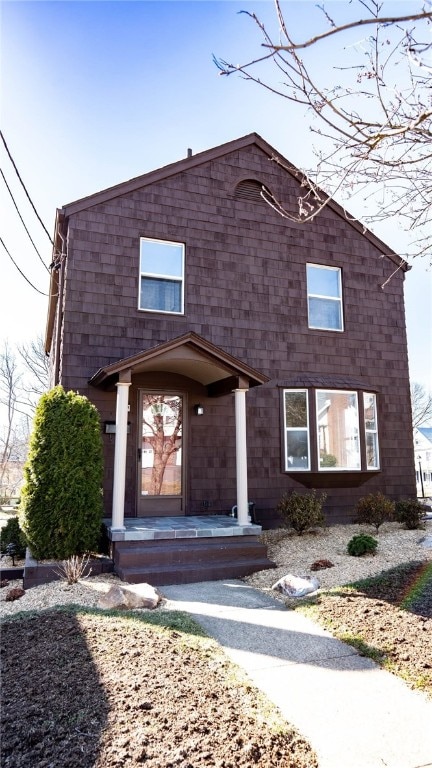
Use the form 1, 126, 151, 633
45, 133, 416, 583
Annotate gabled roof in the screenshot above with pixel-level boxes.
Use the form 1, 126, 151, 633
57, 132, 407, 270
89, 332, 269, 391
417, 427, 432, 444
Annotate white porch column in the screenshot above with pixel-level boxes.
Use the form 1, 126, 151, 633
234, 387, 249, 525
111, 379, 131, 531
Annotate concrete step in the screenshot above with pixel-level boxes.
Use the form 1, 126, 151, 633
116, 558, 275, 586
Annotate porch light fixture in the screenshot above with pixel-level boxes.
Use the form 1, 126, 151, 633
194, 404, 204, 416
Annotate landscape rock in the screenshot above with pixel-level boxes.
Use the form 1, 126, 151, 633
272, 574, 319, 598
97, 583, 161, 610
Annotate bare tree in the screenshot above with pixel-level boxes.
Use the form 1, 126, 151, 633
0, 338, 49, 501
216, 0, 432, 260
411, 382, 432, 428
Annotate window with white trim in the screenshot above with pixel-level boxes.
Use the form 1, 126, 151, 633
307, 264, 343, 331
283, 388, 379, 472
139, 238, 184, 314
284, 390, 310, 470
364, 392, 380, 469
317, 390, 360, 470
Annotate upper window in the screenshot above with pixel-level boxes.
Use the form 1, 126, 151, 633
307, 264, 343, 331
139, 238, 184, 314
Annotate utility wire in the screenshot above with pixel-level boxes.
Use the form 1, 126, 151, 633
1, 168, 49, 273
0, 236, 48, 296
0, 129, 54, 246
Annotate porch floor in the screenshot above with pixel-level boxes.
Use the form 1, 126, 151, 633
105, 515, 261, 542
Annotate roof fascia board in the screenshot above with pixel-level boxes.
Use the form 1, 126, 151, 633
89, 331, 269, 387
60, 131, 406, 271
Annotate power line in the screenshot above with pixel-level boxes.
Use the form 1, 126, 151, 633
1, 168, 49, 273
0, 236, 48, 296
0, 130, 54, 246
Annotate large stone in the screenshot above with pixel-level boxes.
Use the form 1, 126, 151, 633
98, 583, 161, 610
272, 573, 319, 598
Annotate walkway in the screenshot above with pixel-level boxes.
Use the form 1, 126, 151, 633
162, 579, 432, 768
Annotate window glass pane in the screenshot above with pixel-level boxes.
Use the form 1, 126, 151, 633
307, 265, 340, 297
141, 395, 182, 496
140, 277, 181, 312
364, 393, 377, 430
285, 391, 307, 428
286, 430, 309, 469
309, 297, 342, 330
366, 432, 379, 469
284, 390, 310, 470
140, 240, 183, 277
317, 390, 360, 469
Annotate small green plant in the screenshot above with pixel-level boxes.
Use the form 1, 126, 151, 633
0, 516, 27, 560
320, 453, 337, 468
276, 490, 326, 534
355, 492, 395, 531
347, 533, 378, 557
394, 499, 425, 530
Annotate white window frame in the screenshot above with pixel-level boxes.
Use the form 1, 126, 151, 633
139, 237, 185, 315
283, 389, 310, 471
364, 392, 380, 470
306, 264, 344, 332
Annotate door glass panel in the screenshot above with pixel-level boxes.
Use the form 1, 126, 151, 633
141, 394, 182, 496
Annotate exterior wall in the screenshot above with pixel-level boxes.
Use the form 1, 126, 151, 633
52, 143, 416, 524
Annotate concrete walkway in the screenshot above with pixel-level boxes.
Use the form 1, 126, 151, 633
162, 579, 432, 768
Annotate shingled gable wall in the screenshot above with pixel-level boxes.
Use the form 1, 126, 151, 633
52, 139, 416, 523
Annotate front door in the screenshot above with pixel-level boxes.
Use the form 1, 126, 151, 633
137, 391, 184, 516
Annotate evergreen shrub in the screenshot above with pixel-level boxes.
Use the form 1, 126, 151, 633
19, 386, 104, 560
276, 490, 326, 534
0, 516, 27, 560
347, 534, 378, 557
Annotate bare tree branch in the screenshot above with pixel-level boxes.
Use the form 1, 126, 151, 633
411, 382, 432, 428
216, 0, 432, 260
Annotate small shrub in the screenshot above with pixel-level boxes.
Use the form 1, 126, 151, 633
0, 516, 27, 560
276, 490, 326, 534
395, 499, 425, 530
355, 492, 395, 531
53, 553, 92, 585
347, 534, 378, 557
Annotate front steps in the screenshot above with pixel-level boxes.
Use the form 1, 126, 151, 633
113, 536, 275, 586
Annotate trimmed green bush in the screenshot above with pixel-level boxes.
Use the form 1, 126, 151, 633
395, 499, 425, 530
355, 492, 395, 532
0, 516, 27, 560
19, 386, 104, 560
276, 490, 326, 534
347, 534, 378, 557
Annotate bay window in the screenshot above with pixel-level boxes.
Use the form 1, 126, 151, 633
284, 388, 379, 473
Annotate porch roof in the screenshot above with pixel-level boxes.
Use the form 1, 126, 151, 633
89, 332, 269, 392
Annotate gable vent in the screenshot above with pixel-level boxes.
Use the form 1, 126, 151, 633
234, 179, 270, 202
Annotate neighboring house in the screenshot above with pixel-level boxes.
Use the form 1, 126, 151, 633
44, 133, 416, 582
413, 427, 432, 496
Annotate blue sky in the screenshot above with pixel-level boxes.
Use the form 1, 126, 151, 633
1, 0, 431, 389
